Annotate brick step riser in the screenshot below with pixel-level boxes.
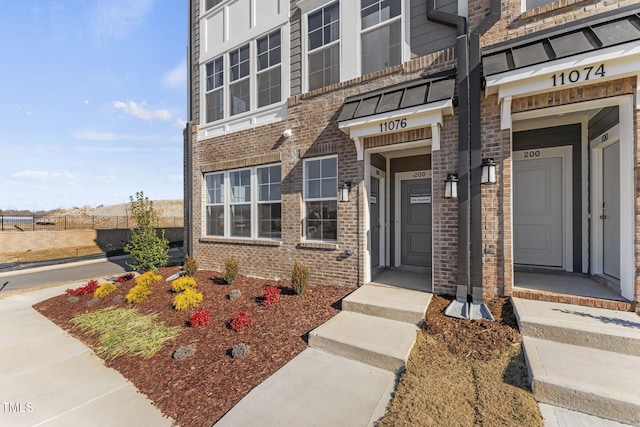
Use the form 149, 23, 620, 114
519, 321, 640, 357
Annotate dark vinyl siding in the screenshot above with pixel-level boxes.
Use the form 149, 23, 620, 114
588, 106, 619, 140
290, 1, 302, 96
513, 125, 582, 272
410, 0, 457, 58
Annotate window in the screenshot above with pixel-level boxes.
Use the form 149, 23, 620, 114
257, 30, 282, 108
205, 173, 225, 236
523, 0, 554, 10
258, 165, 282, 238
230, 169, 251, 237
361, 0, 402, 75
204, 164, 281, 239
307, 2, 340, 91
205, 56, 224, 123
304, 156, 337, 241
229, 44, 250, 116
205, 0, 223, 11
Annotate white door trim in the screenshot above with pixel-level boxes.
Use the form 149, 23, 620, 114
590, 124, 621, 279
514, 146, 573, 271
394, 170, 432, 268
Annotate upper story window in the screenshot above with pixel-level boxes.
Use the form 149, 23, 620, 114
205, 56, 224, 123
205, 164, 282, 239
229, 44, 250, 116
307, 2, 340, 91
203, 28, 284, 125
205, 0, 224, 11
361, 0, 402, 75
257, 30, 282, 108
303, 156, 338, 241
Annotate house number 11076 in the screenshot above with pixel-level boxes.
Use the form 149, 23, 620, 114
551, 64, 605, 87
380, 118, 407, 133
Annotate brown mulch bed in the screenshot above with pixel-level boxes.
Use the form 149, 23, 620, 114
34, 267, 352, 427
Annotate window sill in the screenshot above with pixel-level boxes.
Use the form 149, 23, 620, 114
200, 237, 282, 247
297, 241, 338, 251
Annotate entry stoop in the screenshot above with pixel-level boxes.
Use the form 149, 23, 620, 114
513, 298, 640, 426
308, 311, 418, 372
342, 283, 432, 326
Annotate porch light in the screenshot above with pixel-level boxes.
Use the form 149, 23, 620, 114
444, 173, 459, 199
481, 158, 497, 185
339, 181, 351, 203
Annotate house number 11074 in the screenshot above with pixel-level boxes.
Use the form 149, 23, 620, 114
551, 64, 605, 87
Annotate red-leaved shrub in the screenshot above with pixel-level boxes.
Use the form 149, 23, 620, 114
116, 273, 135, 283
229, 311, 254, 332
189, 309, 210, 327
66, 279, 99, 296
262, 285, 281, 306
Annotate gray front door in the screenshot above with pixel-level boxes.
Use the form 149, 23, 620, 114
401, 178, 431, 267
370, 176, 380, 271
602, 142, 621, 279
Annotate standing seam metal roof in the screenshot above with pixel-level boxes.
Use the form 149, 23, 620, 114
482, 6, 640, 76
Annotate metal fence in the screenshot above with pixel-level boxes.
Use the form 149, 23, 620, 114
0, 215, 184, 232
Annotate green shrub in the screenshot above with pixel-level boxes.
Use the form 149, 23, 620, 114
184, 255, 199, 277
124, 191, 169, 272
94, 282, 117, 299
135, 271, 162, 287
126, 284, 152, 304
171, 276, 197, 292
224, 258, 239, 285
173, 288, 203, 311
291, 260, 309, 295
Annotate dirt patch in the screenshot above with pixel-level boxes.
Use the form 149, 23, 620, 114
377, 295, 542, 427
34, 267, 352, 426
0, 246, 104, 264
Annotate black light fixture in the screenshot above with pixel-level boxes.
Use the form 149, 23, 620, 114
339, 181, 351, 202
481, 158, 497, 185
444, 173, 458, 199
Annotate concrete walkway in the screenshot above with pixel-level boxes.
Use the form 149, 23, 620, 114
513, 298, 640, 426
0, 283, 173, 427
216, 282, 433, 426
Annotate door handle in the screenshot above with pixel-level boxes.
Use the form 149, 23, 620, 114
600, 215, 607, 219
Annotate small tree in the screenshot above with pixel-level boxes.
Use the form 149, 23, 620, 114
124, 191, 169, 272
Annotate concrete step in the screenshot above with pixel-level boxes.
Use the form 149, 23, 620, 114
522, 337, 640, 425
539, 403, 635, 427
513, 298, 640, 356
308, 311, 418, 372
342, 284, 432, 326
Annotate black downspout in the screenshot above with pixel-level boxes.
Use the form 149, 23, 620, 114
426, 1, 470, 298
185, 0, 194, 257
469, 1, 501, 297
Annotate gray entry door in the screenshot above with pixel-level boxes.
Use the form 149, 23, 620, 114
370, 177, 380, 271
602, 142, 621, 279
401, 178, 431, 267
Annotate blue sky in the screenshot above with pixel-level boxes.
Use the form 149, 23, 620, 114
0, 1, 187, 211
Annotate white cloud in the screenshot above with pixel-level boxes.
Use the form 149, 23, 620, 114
167, 174, 183, 184
84, 99, 90, 105
95, 175, 117, 183
162, 57, 187, 90
173, 118, 187, 129
92, 0, 154, 43
112, 100, 172, 122
11, 170, 76, 184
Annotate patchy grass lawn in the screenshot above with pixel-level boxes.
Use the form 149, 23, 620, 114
377, 296, 543, 427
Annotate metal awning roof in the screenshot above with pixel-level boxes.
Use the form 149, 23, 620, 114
482, 5, 640, 76
337, 73, 456, 123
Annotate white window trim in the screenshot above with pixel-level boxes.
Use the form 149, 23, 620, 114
358, 0, 408, 76
256, 29, 284, 109
204, 163, 282, 240
302, 1, 341, 92
302, 155, 339, 242
200, 26, 289, 135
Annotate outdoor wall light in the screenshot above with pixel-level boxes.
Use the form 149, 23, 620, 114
444, 173, 459, 199
282, 128, 292, 138
339, 181, 351, 203
481, 158, 497, 185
